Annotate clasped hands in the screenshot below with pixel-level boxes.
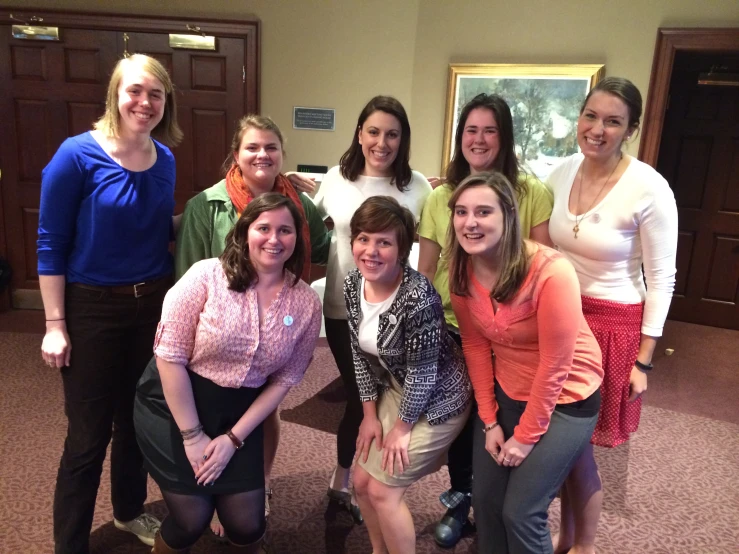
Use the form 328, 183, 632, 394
484, 424, 534, 468
355, 416, 412, 477
184, 432, 239, 486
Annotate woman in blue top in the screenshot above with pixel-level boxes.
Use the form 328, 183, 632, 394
37, 54, 182, 554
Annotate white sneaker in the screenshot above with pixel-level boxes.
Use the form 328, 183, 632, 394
113, 513, 161, 546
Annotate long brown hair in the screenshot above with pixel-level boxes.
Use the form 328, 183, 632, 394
220, 193, 305, 292
339, 96, 412, 191
444, 93, 522, 199
94, 54, 183, 147
447, 171, 529, 302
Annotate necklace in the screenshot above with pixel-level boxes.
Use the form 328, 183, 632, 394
572, 153, 622, 238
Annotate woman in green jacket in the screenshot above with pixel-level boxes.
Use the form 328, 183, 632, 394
175, 115, 330, 535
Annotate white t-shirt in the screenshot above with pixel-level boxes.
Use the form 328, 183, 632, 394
548, 154, 678, 336
357, 277, 401, 367
312, 166, 431, 319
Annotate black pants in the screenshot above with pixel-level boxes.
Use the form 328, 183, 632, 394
445, 331, 475, 494
53, 283, 166, 554
325, 317, 363, 469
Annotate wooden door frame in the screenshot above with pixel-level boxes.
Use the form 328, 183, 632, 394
0, 8, 260, 112
639, 27, 739, 165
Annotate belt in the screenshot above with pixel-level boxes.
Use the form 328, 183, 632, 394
70, 276, 171, 298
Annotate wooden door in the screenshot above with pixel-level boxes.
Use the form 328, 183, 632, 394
0, 10, 259, 308
656, 51, 739, 330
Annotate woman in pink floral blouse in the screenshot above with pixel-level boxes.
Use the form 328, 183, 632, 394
134, 193, 322, 554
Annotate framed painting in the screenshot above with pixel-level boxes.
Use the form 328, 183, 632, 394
442, 63, 605, 180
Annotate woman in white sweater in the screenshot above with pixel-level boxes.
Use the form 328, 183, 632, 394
548, 77, 678, 554
312, 95, 431, 522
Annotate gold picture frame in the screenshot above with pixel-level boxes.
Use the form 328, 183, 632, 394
442, 63, 605, 179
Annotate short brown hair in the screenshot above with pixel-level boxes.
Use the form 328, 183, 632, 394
222, 114, 285, 175
350, 196, 416, 265
447, 171, 529, 302
94, 54, 183, 147
340, 96, 412, 191
220, 193, 305, 292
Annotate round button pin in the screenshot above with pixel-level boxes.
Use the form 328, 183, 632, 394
388, 315, 397, 324
592, 213, 601, 223
283, 315, 293, 326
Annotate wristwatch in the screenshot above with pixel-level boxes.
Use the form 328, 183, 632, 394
634, 359, 653, 373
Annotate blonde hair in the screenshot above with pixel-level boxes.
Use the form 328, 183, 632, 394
94, 54, 183, 147
447, 171, 529, 302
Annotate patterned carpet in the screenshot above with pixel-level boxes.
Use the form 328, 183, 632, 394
1, 331, 738, 553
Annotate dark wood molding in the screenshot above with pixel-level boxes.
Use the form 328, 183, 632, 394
639, 27, 739, 167
1, 6, 261, 111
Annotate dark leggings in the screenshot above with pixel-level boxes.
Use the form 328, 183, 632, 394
445, 330, 475, 494
325, 317, 363, 469
160, 489, 265, 549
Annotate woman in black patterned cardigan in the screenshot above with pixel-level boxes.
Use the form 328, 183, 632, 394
344, 196, 472, 554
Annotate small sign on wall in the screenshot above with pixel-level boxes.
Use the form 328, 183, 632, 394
293, 107, 335, 131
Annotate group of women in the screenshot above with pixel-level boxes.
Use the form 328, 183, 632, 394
38, 52, 677, 554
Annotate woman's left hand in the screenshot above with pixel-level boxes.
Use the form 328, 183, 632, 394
628, 365, 648, 402
381, 423, 412, 477
194, 434, 237, 486
285, 172, 316, 194
498, 436, 534, 468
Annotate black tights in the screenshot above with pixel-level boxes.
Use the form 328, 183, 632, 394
325, 317, 363, 469
160, 489, 265, 549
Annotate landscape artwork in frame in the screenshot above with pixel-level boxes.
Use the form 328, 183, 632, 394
442, 64, 605, 180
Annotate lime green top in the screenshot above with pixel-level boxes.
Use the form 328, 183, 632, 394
417, 173, 553, 329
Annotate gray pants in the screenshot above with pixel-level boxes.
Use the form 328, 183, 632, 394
472, 383, 599, 554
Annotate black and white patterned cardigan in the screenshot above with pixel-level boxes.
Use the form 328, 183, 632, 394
344, 265, 472, 425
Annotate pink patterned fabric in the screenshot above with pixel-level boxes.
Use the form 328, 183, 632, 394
154, 258, 322, 388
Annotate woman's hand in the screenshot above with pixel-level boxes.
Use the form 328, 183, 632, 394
285, 172, 316, 194
183, 432, 212, 476
41, 321, 71, 368
195, 434, 238, 486
356, 415, 383, 464
498, 436, 534, 468
484, 424, 506, 463
628, 365, 648, 402
381, 422, 412, 477
427, 176, 442, 189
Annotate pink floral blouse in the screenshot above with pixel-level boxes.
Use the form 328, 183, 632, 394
154, 258, 322, 388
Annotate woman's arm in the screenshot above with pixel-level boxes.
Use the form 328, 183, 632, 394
174, 195, 213, 281
529, 220, 553, 247
300, 194, 332, 265
40, 275, 71, 368
417, 237, 441, 283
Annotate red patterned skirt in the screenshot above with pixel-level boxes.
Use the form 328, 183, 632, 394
582, 296, 644, 448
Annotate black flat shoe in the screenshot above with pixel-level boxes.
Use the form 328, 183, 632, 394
326, 488, 364, 525
434, 498, 474, 548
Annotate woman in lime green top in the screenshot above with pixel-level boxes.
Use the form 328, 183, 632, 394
417, 93, 553, 548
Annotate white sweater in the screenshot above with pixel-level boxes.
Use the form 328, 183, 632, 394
312, 166, 431, 319
548, 154, 678, 336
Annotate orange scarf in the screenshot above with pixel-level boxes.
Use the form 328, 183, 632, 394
225, 164, 312, 281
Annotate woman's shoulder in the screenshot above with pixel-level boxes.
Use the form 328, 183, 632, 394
547, 154, 583, 186
401, 266, 440, 303
409, 170, 433, 191
528, 244, 576, 282
625, 157, 672, 196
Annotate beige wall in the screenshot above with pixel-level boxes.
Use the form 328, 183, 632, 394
3, 0, 738, 175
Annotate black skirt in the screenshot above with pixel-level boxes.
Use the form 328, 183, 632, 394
134, 356, 265, 495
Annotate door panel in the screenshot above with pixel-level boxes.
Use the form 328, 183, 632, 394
656, 51, 739, 329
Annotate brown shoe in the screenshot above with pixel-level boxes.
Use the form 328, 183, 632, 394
151, 533, 191, 553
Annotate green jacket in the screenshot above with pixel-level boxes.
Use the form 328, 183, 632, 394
174, 179, 331, 281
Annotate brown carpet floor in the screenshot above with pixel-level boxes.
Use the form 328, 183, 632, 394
0, 317, 737, 553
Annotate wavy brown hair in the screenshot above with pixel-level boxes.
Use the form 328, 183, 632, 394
447, 171, 529, 302
444, 93, 522, 199
220, 193, 305, 292
350, 196, 416, 265
339, 95, 412, 191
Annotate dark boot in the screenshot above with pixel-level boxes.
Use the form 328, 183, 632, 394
151, 533, 191, 553
434, 494, 474, 548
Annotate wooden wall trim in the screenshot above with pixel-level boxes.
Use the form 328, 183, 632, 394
639, 27, 739, 167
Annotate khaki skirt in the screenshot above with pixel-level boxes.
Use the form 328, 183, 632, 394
359, 374, 470, 487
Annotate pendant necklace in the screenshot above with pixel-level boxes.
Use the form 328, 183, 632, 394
572, 153, 622, 238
